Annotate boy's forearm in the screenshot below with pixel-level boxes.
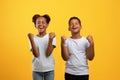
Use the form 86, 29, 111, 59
61, 43, 69, 61
86, 44, 95, 60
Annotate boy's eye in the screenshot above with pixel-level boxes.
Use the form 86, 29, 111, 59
75, 23, 79, 25
70, 23, 73, 26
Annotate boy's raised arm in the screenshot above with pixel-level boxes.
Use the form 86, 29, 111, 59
86, 35, 95, 60
61, 36, 70, 61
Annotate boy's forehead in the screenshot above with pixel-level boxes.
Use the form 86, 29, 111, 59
70, 19, 79, 23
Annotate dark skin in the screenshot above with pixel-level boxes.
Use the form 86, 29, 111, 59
61, 19, 95, 61
28, 17, 55, 58
28, 33, 39, 57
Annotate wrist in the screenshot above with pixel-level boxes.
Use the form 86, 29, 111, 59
90, 42, 94, 46
28, 36, 33, 41
48, 38, 53, 44
61, 41, 65, 46
49, 37, 53, 41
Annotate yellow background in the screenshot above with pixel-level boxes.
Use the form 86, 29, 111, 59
0, 0, 120, 80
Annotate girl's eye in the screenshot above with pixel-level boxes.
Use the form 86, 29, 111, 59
38, 22, 40, 24
42, 22, 45, 24
43, 21, 47, 24
36, 21, 41, 24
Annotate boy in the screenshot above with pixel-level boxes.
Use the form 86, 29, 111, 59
61, 16, 94, 80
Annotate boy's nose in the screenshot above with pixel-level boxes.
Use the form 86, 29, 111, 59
73, 24, 76, 26
72, 25, 76, 27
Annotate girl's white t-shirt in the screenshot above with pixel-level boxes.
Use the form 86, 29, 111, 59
64, 37, 90, 75
30, 34, 56, 72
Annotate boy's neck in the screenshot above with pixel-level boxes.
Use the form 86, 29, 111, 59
71, 32, 81, 39
38, 32, 47, 37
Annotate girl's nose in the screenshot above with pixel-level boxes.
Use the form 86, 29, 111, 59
39, 22, 42, 25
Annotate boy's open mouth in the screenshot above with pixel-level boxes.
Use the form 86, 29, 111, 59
72, 27, 78, 30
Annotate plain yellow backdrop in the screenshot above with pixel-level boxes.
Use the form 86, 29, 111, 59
0, 0, 120, 80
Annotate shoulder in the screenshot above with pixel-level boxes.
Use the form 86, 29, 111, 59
82, 36, 90, 47
78, 37, 90, 45
33, 35, 39, 39
65, 38, 72, 45
81, 36, 88, 41
32, 36, 39, 43
66, 37, 71, 42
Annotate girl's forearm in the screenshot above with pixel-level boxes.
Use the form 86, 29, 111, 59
46, 38, 55, 57
28, 36, 39, 57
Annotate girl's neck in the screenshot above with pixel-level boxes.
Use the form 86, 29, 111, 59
71, 33, 82, 39
38, 32, 47, 37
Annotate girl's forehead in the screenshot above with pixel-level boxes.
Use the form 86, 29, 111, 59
37, 17, 46, 21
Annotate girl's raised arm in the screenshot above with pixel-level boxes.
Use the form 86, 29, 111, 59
28, 33, 39, 57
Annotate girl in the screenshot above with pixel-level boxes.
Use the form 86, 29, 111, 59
28, 14, 56, 80
61, 16, 95, 80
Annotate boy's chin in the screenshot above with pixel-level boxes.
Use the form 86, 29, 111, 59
72, 31, 80, 34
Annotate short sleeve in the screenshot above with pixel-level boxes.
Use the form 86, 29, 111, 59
64, 39, 68, 47
52, 37, 56, 47
85, 39, 90, 48
28, 36, 38, 51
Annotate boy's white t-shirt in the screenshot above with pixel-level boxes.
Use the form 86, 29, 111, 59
64, 37, 90, 75
30, 34, 56, 72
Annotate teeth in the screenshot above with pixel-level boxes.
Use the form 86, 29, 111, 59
39, 26, 43, 28
38, 26, 44, 29
73, 28, 77, 29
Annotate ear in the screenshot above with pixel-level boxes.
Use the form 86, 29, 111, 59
46, 24, 49, 28
68, 25, 71, 31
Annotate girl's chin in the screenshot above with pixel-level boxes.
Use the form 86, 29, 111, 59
38, 31, 45, 33
38, 29, 44, 32
39, 31, 44, 33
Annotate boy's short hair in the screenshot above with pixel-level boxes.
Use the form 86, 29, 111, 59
68, 16, 81, 25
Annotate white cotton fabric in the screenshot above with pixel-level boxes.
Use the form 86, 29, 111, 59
64, 37, 90, 75
29, 34, 56, 72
